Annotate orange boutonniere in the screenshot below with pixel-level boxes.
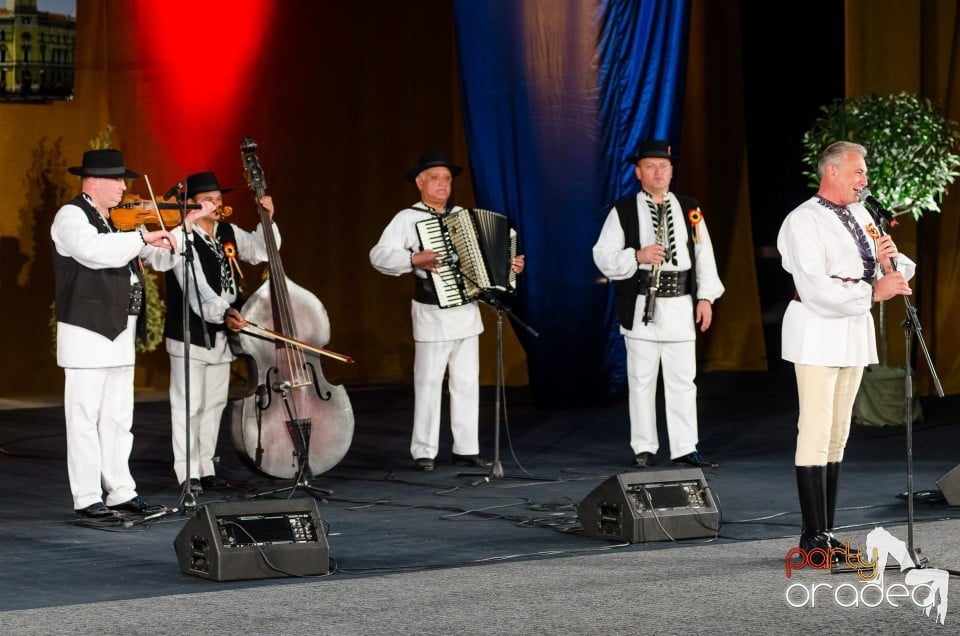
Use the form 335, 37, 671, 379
865, 224, 881, 261
688, 208, 703, 244
222, 241, 244, 282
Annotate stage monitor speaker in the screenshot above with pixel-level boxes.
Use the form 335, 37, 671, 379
576, 468, 719, 542
173, 499, 329, 581
935, 464, 960, 506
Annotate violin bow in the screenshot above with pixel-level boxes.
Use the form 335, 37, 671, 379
141, 175, 169, 232
241, 321, 355, 365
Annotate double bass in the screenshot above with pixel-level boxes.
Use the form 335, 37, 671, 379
229, 137, 354, 479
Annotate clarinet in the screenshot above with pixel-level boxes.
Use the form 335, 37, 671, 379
642, 204, 667, 325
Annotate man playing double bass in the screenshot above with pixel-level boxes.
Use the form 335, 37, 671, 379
162, 171, 279, 494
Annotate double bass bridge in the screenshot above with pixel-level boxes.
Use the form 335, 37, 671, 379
286, 417, 312, 469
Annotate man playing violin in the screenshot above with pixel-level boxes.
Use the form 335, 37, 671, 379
51, 149, 201, 519
162, 171, 278, 494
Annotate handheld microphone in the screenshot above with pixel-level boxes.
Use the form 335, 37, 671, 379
163, 181, 184, 200
859, 188, 899, 273
470, 476, 490, 487
859, 188, 897, 227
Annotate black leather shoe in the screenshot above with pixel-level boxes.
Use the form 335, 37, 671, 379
672, 451, 718, 468
180, 478, 202, 494
799, 532, 838, 567
633, 452, 654, 468
826, 533, 860, 558
75, 502, 115, 518
451, 453, 490, 468
414, 457, 435, 471
108, 496, 167, 515
200, 476, 231, 490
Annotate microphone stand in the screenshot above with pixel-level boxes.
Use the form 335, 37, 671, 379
458, 285, 539, 486
176, 188, 213, 514
867, 203, 944, 569
130, 183, 208, 525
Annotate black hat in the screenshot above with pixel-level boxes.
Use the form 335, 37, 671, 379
626, 139, 678, 164
185, 172, 233, 199
406, 150, 462, 183
67, 149, 139, 178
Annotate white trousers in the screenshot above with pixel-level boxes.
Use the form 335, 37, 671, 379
63, 367, 139, 509
169, 355, 231, 484
794, 364, 863, 466
411, 336, 479, 460
625, 338, 699, 459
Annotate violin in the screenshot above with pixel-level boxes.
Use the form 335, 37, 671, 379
110, 193, 232, 231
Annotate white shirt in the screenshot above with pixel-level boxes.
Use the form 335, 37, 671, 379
777, 196, 915, 366
592, 192, 725, 342
51, 202, 180, 368
369, 202, 483, 342
164, 221, 278, 363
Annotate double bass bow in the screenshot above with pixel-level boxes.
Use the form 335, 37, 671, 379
228, 136, 355, 481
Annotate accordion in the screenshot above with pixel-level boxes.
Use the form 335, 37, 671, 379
415, 208, 518, 308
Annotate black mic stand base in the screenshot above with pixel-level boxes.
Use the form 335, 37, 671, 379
459, 291, 539, 488
121, 505, 182, 528
245, 387, 334, 502
176, 486, 199, 514
458, 459, 504, 487
246, 476, 333, 503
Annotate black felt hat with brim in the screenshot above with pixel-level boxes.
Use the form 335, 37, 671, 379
67, 149, 139, 178
185, 171, 234, 199
626, 139, 679, 165
406, 150, 462, 183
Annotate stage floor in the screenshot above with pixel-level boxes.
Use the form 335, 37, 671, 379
1, 369, 958, 613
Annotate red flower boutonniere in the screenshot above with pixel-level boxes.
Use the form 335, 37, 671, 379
688, 208, 703, 244
223, 241, 244, 282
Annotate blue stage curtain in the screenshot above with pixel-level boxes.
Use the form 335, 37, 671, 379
596, 0, 691, 397
453, 0, 690, 406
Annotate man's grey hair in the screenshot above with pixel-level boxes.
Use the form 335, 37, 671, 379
818, 141, 867, 179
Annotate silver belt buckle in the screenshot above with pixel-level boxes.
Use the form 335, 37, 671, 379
128, 283, 144, 315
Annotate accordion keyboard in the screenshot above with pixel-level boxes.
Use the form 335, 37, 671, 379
415, 208, 517, 309
416, 216, 469, 307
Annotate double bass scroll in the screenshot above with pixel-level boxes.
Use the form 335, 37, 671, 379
228, 136, 354, 479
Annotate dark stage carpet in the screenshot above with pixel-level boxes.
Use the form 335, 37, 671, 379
1, 369, 958, 613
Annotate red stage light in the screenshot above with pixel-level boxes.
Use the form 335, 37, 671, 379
130, 0, 276, 170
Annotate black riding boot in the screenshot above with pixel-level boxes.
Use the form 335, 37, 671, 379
796, 465, 830, 562
825, 461, 857, 553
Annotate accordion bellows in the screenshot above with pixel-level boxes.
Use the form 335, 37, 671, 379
416, 208, 518, 308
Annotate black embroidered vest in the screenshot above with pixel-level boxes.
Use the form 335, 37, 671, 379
53, 195, 145, 341
164, 223, 241, 346
611, 192, 699, 328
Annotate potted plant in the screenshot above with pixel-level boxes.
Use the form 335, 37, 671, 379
800, 92, 960, 425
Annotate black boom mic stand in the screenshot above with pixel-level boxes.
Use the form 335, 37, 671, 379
174, 183, 213, 514
471, 290, 539, 484
126, 181, 209, 527
861, 191, 944, 569
448, 259, 539, 486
